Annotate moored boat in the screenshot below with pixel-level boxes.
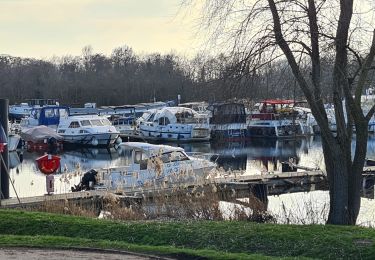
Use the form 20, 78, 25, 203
138, 107, 210, 142
97, 142, 216, 191
208, 102, 249, 140
248, 99, 312, 138
57, 115, 121, 147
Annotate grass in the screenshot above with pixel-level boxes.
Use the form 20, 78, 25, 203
0, 209, 374, 259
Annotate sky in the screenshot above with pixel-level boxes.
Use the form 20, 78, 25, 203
0, 0, 201, 59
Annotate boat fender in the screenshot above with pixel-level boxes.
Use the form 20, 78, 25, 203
91, 138, 99, 146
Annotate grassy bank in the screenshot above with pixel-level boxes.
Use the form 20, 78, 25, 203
0, 210, 374, 259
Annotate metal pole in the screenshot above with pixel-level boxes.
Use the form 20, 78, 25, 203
0, 99, 9, 199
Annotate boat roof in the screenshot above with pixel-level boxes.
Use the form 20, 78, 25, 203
66, 114, 107, 120
119, 142, 184, 154
261, 99, 295, 105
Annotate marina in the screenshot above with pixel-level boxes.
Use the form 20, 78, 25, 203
2, 133, 375, 224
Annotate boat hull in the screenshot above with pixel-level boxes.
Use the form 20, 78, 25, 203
139, 127, 210, 143
61, 133, 119, 147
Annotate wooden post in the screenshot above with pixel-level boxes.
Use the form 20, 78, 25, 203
251, 184, 268, 208
0, 99, 9, 199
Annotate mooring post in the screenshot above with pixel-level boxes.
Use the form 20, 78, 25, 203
0, 99, 9, 199
251, 183, 268, 209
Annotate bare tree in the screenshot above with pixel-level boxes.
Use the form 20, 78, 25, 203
190, 0, 375, 224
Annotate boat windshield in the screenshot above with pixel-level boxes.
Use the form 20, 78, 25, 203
101, 119, 112, 126
159, 151, 189, 163
80, 120, 91, 126
90, 119, 104, 126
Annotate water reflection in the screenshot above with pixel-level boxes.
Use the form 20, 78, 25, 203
6, 136, 375, 225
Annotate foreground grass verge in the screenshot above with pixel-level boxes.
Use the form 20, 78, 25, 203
0, 210, 374, 259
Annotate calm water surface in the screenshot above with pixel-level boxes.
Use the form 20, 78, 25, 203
8, 135, 375, 225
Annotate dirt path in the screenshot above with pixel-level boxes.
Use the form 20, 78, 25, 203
0, 247, 168, 260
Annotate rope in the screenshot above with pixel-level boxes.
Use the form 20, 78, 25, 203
0, 153, 22, 206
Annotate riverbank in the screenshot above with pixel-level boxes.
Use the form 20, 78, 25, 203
0, 209, 374, 259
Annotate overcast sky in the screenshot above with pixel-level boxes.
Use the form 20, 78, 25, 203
0, 0, 200, 58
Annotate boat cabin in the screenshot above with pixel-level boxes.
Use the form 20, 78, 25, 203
22, 106, 70, 127
208, 103, 247, 124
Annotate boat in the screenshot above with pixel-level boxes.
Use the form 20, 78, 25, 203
20, 106, 70, 129
111, 115, 137, 138
21, 106, 120, 147
248, 99, 312, 138
178, 102, 210, 116
9, 99, 59, 120
21, 125, 63, 151
97, 142, 216, 191
138, 107, 210, 142
56, 115, 121, 147
8, 134, 21, 151
109, 107, 137, 138
207, 102, 249, 140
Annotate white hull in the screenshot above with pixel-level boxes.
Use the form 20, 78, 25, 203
139, 125, 210, 142
8, 134, 21, 151
61, 133, 119, 146
248, 119, 312, 138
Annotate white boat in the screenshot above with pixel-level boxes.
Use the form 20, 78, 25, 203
248, 100, 312, 138
57, 115, 121, 146
98, 142, 216, 191
179, 102, 210, 117
21, 106, 120, 147
138, 107, 210, 142
112, 116, 137, 138
9, 99, 59, 120
208, 102, 249, 140
8, 133, 21, 151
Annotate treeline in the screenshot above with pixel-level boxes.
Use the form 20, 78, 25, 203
0, 45, 331, 106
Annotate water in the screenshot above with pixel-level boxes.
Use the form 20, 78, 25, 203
7, 135, 375, 225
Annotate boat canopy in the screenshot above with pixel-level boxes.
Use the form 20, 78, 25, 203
119, 142, 184, 156
208, 103, 246, 124
152, 107, 200, 124
30, 106, 70, 126
261, 99, 295, 105
21, 125, 63, 142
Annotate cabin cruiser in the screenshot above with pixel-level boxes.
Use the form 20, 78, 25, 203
97, 142, 216, 191
138, 107, 210, 142
57, 115, 121, 146
9, 99, 59, 120
111, 115, 136, 138
20, 106, 120, 147
208, 102, 249, 140
109, 107, 137, 138
248, 100, 312, 138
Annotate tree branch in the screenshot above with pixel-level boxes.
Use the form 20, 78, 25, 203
267, 0, 333, 144
354, 29, 375, 106
366, 104, 375, 121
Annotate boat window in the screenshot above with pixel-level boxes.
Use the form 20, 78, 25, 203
160, 151, 189, 163
158, 117, 170, 126
91, 119, 104, 126
134, 150, 144, 163
101, 119, 112, 126
68, 121, 80, 128
148, 113, 155, 122
80, 120, 91, 126
59, 109, 68, 117
44, 108, 55, 118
